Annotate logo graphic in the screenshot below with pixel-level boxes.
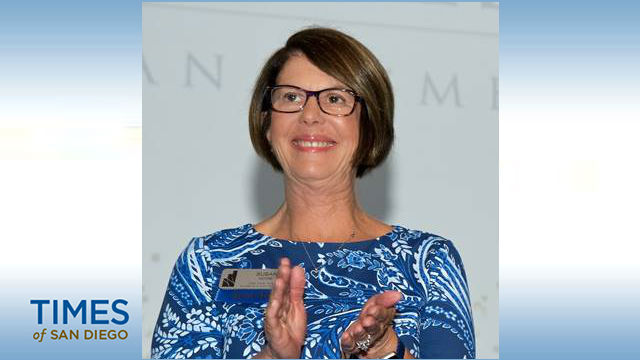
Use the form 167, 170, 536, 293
221, 270, 238, 288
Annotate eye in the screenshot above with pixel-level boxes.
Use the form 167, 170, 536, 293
284, 92, 303, 102
327, 94, 346, 104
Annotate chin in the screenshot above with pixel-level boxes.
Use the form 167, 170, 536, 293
290, 166, 341, 182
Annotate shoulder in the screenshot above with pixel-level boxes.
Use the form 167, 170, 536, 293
181, 223, 276, 257
175, 223, 281, 272
167, 224, 258, 303
391, 225, 468, 280
190, 223, 255, 248
391, 225, 460, 255
174, 224, 253, 262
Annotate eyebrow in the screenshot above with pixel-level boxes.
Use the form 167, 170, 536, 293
273, 84, 355, 92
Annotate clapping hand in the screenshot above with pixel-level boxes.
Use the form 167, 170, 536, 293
255, 258, 307, 359
340, 291, 405, 359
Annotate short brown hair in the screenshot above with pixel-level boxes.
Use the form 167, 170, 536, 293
248, 27, 394, 177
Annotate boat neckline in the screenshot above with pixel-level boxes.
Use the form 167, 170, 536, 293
248, 224, 403, 245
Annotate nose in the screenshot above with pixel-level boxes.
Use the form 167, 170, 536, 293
300, 95, 325, 125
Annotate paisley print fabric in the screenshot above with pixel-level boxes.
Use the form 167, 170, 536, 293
151, 224, 475, 359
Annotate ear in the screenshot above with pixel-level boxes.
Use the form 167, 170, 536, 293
262, 111, 271, 144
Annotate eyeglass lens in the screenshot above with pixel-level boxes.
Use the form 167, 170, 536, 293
271, 86, 356, 115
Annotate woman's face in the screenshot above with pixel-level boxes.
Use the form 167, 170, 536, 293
267, 54, 360, 184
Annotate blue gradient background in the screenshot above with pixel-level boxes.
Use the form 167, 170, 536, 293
2, 0, 640, 359
500, 0, 640, 359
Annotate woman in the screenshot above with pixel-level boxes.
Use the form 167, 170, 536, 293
151, 27, 475, 359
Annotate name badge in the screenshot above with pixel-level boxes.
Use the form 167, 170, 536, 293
214, 268, 276, 303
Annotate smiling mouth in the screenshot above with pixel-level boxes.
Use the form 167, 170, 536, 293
292, 140, 337, 148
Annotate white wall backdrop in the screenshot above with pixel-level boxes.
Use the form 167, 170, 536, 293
142, 2, 498, 358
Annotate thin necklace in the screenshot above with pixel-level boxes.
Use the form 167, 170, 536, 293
299, 228, 356, 277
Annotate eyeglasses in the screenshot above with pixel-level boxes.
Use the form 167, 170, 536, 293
267, 85, 361, 116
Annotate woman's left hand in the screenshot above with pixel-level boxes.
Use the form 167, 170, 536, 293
340, 290, 404, 359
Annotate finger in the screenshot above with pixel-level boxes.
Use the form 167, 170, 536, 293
269, 258, 290, 301
373, 290, 403, 308
350, 321, 366, 340
269, 272, 287, 304
266, 295, 281, 327
280, 256, 291, 267
360, 314, 380, 334
278, 257, 291, 280
289, 266, 306, 305
365, 304, 391, 322
267, 277, 285, 317
359, 301, 387, 332
366, 306, 396, 328
340, 328, 357, 354
265, 301, 284, 346
359, 291, 388, 315
366, 315, 392, 344
281, 277, 290, 316
278, 258, 292, 315
361, 293, 378, 313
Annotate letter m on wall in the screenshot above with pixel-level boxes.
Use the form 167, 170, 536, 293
421, 71, 462, 107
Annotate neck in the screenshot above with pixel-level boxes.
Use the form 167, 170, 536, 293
270, 173, 364, 242
254, 170, 393, 243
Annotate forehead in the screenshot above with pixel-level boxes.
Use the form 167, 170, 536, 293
275, 54, 347, 90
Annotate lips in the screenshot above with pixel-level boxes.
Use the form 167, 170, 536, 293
291, 135, 337, 152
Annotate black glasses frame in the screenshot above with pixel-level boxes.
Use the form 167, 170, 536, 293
267, 84, 362, 116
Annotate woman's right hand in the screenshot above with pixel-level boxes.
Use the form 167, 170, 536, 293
255, 257, 307, 359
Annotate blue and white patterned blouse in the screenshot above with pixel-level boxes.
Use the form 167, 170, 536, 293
151, 224, 475, 359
